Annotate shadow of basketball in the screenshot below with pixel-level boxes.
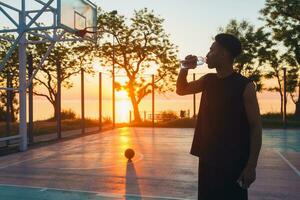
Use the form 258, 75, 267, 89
126, 160, 141, 199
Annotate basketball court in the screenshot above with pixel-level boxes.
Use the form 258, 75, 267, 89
0, 127, 299, 200
0, 1, 299, 199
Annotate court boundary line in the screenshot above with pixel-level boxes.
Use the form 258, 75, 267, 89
275, 151, 300, 177
0, 183, 192, 200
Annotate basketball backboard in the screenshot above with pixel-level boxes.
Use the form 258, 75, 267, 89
58, 0, 97, 40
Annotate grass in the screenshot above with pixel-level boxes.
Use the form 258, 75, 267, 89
129, 114, 300, 129
0, 119, 111, 138
261, 113, 300, 129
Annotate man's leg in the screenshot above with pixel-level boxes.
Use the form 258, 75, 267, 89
219, 164, 248, 200
198, 160, 214, 200
198, 160, 248, 200
223, 181, 248, 200
222, 165, 248, 200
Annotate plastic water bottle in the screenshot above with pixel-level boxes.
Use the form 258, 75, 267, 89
180, 56, 206, 69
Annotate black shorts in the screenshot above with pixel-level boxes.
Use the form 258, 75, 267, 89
198, 160, 248, 200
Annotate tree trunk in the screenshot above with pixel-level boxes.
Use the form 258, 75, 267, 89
6, 72, 11, 138
10, 93, 15, 122
128, 84, 142, 122
131, 99, 142, 122
295, 83, 300, 117
276, 74, 283, 116
52, 99, 57, 121
280, 92, 283, 116
295, 101, 300, 117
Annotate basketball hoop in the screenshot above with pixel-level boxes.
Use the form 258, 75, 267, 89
75, 27, 97, 38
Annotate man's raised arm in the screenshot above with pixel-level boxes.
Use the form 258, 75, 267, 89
176, 69, 206, 95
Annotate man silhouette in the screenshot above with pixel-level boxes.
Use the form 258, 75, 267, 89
176, 33, 262, 200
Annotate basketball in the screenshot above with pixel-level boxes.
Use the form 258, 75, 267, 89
125, 148, 135, 160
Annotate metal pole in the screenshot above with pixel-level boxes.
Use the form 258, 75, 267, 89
112, 36, 115, 128
99, 72, 102, 131
283, 67, 287, 129
6, 71, 12, 146
152, 75, 155, 127
28, 53, 34, 143
144, 111, 146, 122
193, 73, 196, 120
56, 59, 61, 139
18, 0, 27, 151
129, 110, 132, 123
81, 68, 85, 134
110, 10, 117, 128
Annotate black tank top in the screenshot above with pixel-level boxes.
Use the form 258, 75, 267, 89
190, 72, 251, 167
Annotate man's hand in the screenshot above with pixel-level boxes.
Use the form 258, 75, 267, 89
181, 55, 197, 69
237, 165, 256, 189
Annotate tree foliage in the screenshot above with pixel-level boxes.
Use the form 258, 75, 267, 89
219, 19, 274, 91
260, 0, 300, 115
0, 33, 19, 122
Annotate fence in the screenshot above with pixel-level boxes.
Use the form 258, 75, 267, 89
128, 109, 191, 123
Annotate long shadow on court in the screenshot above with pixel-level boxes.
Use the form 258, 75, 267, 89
126, 160, 141, 199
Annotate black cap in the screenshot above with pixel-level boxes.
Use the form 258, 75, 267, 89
215, 33, 242, 58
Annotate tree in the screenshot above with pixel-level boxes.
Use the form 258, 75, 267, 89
284, 54, 299, 108
98, 8, 179, 122
0, 33, 19, 122
260, 0, 300, 116
264, 50, 286, 115
0, 106, 5, 121
218, 20, 274, 91
29, 33, 95, 119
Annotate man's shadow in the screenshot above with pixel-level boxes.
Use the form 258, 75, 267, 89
126, 160, 141, 199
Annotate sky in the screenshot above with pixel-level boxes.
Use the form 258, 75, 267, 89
1, 0, 267, 73
95, 0, 266, 58
1, 0, 266, 57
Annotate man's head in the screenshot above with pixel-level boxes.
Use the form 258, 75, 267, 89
206, 33, 242, 69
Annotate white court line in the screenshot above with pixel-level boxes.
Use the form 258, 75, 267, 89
0, 183, 191, 200
275, 151, 300, 177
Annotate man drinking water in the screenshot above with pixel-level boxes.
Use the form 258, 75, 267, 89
176, 33, 262, 200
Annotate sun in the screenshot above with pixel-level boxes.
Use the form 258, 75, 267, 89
116, 90, 131, 122
116, 90, 128, 100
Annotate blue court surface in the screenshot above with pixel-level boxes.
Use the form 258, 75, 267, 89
0, 127, 299, 200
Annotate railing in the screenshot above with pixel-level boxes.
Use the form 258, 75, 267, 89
129, 109, 191, 123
